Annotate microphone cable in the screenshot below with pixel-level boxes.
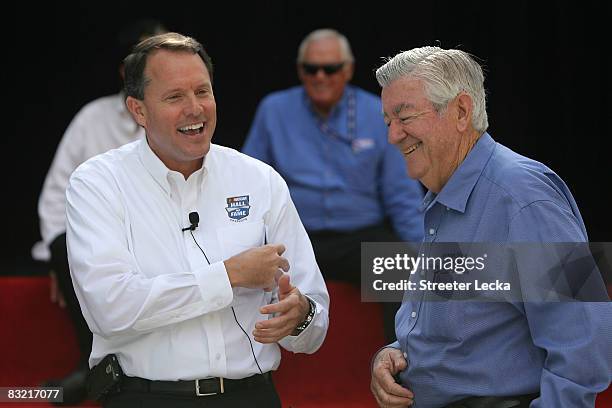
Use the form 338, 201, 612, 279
184, 216, 263, 375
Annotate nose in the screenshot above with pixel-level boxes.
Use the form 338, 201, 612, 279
184, 93, 203, 117
314, 69, 327, 80
387, 120, 405, 145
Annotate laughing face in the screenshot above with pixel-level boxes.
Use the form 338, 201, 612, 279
382, 76, 466, 193
127, 49, 217, 177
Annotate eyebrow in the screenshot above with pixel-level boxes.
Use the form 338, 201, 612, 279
383, 102, 416, 118
161, 83, 212, 97
393, 102, 416, 115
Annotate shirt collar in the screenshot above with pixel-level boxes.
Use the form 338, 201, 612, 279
424, 132, 496, 213
137, 138, 209, 195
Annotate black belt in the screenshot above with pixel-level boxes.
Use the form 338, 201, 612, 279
120, 372, 271, 397
445, 393, 539, 408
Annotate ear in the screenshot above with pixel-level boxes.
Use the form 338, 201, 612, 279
454, 92, 473, 132
344, 62, 355, 82
126, 96, 146, 127
118, 63, 125, 81
297, 63, 306, 83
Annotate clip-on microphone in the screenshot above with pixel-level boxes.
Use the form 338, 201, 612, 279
181, 211, 200, 231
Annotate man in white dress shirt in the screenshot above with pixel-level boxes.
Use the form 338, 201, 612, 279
65, 32, 329, 407
35, 19, 167, 406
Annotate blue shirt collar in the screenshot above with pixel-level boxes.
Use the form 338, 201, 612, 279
423, 132, 496, 213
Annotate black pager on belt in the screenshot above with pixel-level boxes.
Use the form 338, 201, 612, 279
87, 354, 123, 401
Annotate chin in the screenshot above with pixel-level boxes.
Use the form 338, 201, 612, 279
406, 164, 423, 181
184, 141, 210, 159
196, 143, 211, 158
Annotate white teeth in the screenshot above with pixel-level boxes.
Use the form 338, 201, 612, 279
405, 141, 422, 155
179, 122, 204, 131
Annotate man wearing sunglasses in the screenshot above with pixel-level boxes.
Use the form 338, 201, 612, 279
243, 29, 424, 342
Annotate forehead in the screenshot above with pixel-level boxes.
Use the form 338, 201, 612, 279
145, 49, 211, 87
303, 37, 343, 62
381, 77, 429, 113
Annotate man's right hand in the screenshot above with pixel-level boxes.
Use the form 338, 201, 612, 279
224, 244, 289, 289
371, 347, 414, 407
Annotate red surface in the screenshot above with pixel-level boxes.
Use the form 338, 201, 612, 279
273, 281, 383, 407
1, 277, 610, 407
0, 277, 97, 407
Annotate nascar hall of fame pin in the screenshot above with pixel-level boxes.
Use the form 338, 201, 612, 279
225, 195, 250, 222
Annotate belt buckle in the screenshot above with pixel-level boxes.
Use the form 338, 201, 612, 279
195, 377, 224, 396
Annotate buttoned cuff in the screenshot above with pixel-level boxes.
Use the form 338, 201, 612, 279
282, 295, 326, 353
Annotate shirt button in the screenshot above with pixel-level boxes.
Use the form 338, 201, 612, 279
429, 228, 435, 235
446, 207, 450, 211
215, 353, 221, 360
411, 311, 417, 318
403, 352, 408, 358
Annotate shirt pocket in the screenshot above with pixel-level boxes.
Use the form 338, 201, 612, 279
339, 145, 380, 193
215, 220, 268, 305
215, 220, 265, 259
419, 301, 465, 343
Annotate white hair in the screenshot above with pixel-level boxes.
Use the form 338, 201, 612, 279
296, 29, 354, 63
376, 46, 488, 134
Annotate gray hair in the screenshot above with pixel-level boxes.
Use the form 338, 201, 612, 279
296, 29, 355, 64
376, 46, 488, 134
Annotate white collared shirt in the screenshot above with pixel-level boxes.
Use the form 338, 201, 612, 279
34, 93, 144, 261
66, 139, 329, 380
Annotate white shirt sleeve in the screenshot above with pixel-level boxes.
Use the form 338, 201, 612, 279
264, 170, 329, 354
37, 114, 88, 258
66, 164, 234, 338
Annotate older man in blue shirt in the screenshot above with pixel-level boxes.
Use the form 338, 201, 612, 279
370, 46, 611, 407
243, 29, 424, 341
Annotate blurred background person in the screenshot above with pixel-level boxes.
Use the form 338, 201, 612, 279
33, 18, 167, 406
242, 28, 424, 342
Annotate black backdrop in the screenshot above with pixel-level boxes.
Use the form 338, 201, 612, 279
4, 1, 610, 274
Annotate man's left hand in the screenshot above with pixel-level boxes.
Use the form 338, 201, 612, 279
253, 274, 310, 343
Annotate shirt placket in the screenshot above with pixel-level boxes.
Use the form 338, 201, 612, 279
172, 171, 228, 377
406, 203, 444, 336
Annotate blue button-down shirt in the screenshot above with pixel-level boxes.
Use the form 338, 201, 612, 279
393, 133, 612, 407
242, 85, 423, 242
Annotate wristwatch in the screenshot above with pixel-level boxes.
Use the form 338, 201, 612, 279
292, 296, 316, 336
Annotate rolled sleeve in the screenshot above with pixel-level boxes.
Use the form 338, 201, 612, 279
193, 261, 233, 311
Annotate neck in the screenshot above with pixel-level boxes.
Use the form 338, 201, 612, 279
145, 137, 205, 180
176, 160, 203, 179
313, 104, 333, 118
310, 88, 348, 119
311, 101, 336, 119
427, 130, 481, 193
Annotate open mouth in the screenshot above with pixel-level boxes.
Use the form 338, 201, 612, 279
178, 122, 205, 136
405, 141, 422, 156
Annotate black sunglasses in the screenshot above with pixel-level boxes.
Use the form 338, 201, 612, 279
301, 62, 345, 75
